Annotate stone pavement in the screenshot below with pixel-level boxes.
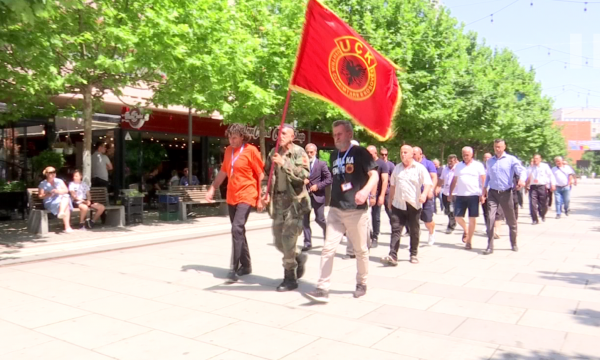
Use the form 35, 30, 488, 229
0, 181, 599, 360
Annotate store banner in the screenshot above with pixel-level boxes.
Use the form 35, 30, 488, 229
289, 0, 401, 140
568, 140, 600, 150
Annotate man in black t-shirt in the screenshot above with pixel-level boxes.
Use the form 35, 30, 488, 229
306, 120, 379, 303
367, 145, 389, 248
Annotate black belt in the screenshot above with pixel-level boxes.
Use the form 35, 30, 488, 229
530, 184, 547, 187
490, 188, 511, 193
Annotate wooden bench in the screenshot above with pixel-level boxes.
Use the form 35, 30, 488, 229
168, 185, 227, 220
27, 187, 125, 235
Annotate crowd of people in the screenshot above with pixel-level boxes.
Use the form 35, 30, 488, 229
205, 119, 579, 303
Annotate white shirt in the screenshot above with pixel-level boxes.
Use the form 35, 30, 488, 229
527, 163, 555, 186
453, 160, 486, 196
390, 161, 432, 210
92, 151, 111, 181
440, 165, 456, 196
552, 165, 574, 187
68, 181, 90, 202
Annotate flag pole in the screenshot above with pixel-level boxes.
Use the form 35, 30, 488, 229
266, 88, 293, 195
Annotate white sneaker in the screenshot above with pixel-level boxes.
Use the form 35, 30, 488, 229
428, 234, 435, 246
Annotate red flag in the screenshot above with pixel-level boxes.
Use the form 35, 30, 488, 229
290, 0, 401, 140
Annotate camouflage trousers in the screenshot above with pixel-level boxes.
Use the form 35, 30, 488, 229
272, 193, 302, 271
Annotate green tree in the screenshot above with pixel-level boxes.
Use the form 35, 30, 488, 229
0, 0, 195, 183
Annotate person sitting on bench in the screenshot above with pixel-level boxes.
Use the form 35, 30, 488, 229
38, 166, 73, 233
69, 170, 105, 230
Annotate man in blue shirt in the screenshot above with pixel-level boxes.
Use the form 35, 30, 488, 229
180, 168, 200, 186
482, 139, 526, 255
413, 147, 438, 246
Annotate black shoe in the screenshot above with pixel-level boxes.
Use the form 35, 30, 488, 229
512, 245, 519, 252
541, 217, 546, 222
79, 223, 87, 230
236, 267, 252, 276
532, 220, 539, 225
276, 270, 298, 292
306, 288, 330, 303
226, 271, 239, 283
556, 214, 561, 219
565, 210, 569, 216
483, 248, 494, 255
86, 219, 94, 229
301, 245, 312, 252
296, 253, 308, 279
342, 254, 356, 260
353, 284, 367, 298
371, 240, 378, 248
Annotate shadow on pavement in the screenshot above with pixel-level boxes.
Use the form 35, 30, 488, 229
489, 349, 600, 359
538, 269, 600, 289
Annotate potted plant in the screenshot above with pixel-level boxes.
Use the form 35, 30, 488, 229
52, 142, 68, 154
32, 150, 65, 176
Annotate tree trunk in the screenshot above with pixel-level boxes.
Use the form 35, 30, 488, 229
82, 84, 93, 186
259, 117, 267, 163
188, 107, 193, 184
440, 144, 445, 163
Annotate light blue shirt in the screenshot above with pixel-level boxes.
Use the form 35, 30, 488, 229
484, 153, 526, 191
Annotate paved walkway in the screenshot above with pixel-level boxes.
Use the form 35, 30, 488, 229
0, 181, 599, 359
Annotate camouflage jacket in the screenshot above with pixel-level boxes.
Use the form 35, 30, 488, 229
265, 144, 311, 216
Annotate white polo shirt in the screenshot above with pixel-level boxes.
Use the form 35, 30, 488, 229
390, 161, 432, 210
440, 165, 456, 196
453, 160, 486, 196
552, 165, 574, 187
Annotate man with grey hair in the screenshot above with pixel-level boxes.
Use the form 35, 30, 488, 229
437, 154, 458, 233
449, 146, 486, 249
306, 120, 379, 302
302, 143, 332, 251
552, 156, 575, 218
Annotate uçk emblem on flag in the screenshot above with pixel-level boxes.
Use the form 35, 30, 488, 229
290, 0, 401, 140
329, 37, 377, 101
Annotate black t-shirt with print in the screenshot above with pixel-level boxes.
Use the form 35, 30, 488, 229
331, 145, 378, 210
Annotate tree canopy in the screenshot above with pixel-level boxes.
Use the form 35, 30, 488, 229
0, 0, 566, 166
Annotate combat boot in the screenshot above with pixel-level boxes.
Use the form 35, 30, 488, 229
276, 269, 298, 292
296, 253, 308, 279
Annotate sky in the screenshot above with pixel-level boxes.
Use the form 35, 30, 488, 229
442, 0, 600, 110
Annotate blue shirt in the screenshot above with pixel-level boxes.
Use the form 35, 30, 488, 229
39, 178, 69, 206
484, 153, 526, 191
179, 175, 199, 186
419, 157, 437, 175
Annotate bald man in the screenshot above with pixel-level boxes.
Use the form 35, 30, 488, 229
413, 147, 438, 245
383, 145, 432, 265
367, 145, 389, 248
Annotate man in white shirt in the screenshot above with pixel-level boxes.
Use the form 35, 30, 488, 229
449, 147, 486, 249
436, 154, 458, 233
382, 145, 432, 265
526, 154, 555, 224
552, 156, 575, 218
91, 141, 113, 187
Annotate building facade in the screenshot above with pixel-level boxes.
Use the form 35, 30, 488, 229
553, 108, 600, 162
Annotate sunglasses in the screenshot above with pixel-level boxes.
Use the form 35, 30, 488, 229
47, 171, 56, 175
380, 153, 388, 157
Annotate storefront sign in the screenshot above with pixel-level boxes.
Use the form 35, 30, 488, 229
121, 108, 149, 129
236, 125, 307, 144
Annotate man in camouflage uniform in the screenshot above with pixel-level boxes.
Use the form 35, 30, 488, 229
263, 124, 311, 292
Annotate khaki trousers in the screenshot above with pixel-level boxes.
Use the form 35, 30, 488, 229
317, 207, 369, 290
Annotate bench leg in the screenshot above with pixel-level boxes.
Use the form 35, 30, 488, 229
27, 210, 48, 235
105, 208, 125, 227
179, 202, 188, 221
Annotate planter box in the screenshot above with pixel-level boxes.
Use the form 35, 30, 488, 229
0, 191, 27, 220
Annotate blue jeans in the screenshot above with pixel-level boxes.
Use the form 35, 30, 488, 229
554, 187, 571, 215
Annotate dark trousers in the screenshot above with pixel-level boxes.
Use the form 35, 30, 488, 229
529, 185, 548, 222
228, 203, 252, 271
92, 177, 109, 188
384, 194, 392, 221
302, 198, 326, 246
442, 194, 456, 230
371, 204, 382, 240
547, 188, 553, 207
389, 204, 422, 258
487, 190, 517, 250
